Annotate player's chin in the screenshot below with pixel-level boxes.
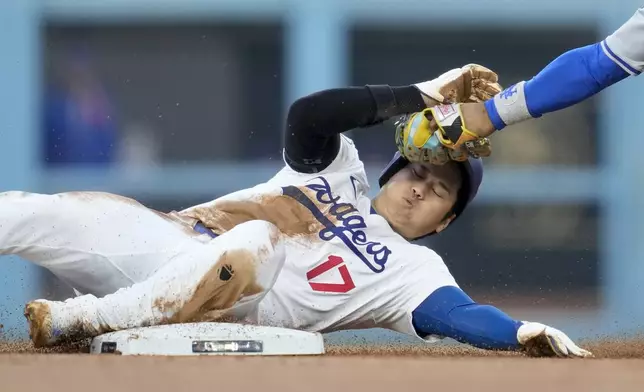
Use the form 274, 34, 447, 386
390, 216, 414, 236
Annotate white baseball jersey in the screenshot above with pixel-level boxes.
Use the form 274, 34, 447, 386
603, 8, 644, 75
5, 136, 458, 342
179, 135, 459, 339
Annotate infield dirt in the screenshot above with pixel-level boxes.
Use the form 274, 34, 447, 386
0, 339, 643, 392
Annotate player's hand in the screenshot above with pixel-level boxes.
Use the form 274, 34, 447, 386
414, 64, 503, 105
394, 107, 491, 165
517, 322, 593, 358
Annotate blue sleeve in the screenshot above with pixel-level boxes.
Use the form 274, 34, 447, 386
485, 42, 630, 130
411, 286, 523, 350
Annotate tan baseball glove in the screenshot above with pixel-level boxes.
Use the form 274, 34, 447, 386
413, 63, 503, 104
394, 64, 502, 163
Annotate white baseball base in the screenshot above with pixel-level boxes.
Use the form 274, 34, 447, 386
89, 322, 325, 356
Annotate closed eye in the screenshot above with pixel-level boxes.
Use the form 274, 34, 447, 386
414, 165, 451, 197
434, 182, 451, 198
412, 167, 423, 179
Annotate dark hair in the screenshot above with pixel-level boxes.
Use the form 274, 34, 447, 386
449, 163, 471, 219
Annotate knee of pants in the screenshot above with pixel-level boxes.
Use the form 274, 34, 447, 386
0, 192, 71, 245
209, 219, 286, 288
0, 191, 42, 207
0, 191, 66, 219
220, 220, 285, 256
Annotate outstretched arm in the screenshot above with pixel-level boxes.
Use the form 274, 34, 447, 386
283, 65, 502, 173
412, 286, 592, 357
440, 8, 644, 139
412, 286, 522, 350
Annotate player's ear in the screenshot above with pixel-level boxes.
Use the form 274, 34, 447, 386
435, 213, 456, 234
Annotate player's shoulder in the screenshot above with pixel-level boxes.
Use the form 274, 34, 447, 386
270, 134, 368, 186
339, 133, 357, 149
309, 133, 363, 174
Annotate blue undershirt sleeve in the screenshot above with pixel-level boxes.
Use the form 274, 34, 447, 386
411, 286, 523, 351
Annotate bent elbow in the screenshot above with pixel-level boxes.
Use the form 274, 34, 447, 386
286, 92, 320, 128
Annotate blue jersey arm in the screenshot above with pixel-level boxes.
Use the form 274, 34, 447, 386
411, 286, 523, 350
485, 42, 630, 130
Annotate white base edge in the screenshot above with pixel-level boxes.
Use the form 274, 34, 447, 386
89, 322, 325, 356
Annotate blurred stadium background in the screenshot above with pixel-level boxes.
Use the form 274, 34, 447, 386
1, 0, 643, 344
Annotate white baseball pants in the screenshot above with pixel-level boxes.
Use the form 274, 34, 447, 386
0, 191, 285, 335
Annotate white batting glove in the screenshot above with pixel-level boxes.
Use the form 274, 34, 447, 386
517, 321, 593, 358
414, 64, 502, 104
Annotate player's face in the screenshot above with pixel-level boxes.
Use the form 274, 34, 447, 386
373, 162, 462, 240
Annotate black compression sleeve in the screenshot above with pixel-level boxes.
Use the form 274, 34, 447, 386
283, 85, 426, 173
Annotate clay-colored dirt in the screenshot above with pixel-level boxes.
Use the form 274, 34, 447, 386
1, 339, 643, 392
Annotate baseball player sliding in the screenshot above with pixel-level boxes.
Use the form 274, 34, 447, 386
10, 62, 591, 357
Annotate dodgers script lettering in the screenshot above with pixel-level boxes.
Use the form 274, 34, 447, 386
282, 176, 391, 273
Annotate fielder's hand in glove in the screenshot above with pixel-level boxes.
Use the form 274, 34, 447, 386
517, 321, 593, 358
395, 64, 502, 164
395, 107, 491, 165
413, 63, 503, 105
